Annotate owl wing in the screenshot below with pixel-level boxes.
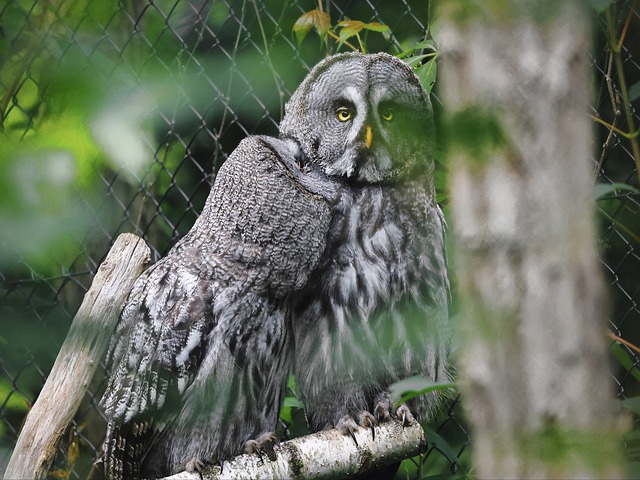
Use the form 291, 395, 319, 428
100, 260, 215, 479
100, 136, 334, 477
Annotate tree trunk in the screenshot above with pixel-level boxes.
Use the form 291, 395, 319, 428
436, 1, 623, 477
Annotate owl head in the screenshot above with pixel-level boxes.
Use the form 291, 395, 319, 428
280, 52, 435, 184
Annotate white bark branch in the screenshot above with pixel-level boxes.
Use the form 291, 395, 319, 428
4, 233, 151, 480
162, 420, 425, 480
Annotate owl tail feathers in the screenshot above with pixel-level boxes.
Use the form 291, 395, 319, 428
99, 419, 155, 480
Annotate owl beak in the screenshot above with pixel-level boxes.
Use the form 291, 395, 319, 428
365, 125, 373, 149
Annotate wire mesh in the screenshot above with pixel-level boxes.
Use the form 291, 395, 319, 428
1, 0, 638, 478
591, 1, 640, 467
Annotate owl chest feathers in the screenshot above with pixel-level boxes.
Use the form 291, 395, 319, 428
310, 183, 433, 330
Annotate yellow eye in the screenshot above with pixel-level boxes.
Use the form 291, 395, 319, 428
382, 109, 394, 121
336, 107, 352, 122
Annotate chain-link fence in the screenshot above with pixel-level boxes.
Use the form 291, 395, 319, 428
1, 0, 638, 478
592, 1, 640, 469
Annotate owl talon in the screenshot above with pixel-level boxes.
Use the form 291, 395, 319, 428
185, 457, 211, 480
357, 410, 377, 441
349, 428, 358, 446
336, 415, 359, 446
396, 404, 416, 427
244, 431, 279, 463
374, 398, 392, 423
336, 411, 378, 445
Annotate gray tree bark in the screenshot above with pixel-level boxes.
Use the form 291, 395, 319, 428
436, 1, 623, 477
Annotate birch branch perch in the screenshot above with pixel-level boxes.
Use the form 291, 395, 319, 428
162, 419, 426, 480
4, 233, 151, 480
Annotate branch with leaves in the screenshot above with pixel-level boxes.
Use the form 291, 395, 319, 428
292, 2, 390, 53
292, 7, 439, 98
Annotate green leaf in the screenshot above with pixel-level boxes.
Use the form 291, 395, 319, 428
423, 426, 461, 464
336, 19, 365, 41
610, 342, 640, 384
388, 375, 455, 405
313, 10, 331, 36
283, 396, 304, 409
411, 39, 436, 50
362, 21, 389, 33
280, 388, 304, 424
595, 182, 640, 200
279, 408, 293, 424
404, 53, 437, 68
293, 12, 315, 45
293, 9, 331, 46
287, 374, 297, 391
414, 58, 438, 95
397, 39, 436, 59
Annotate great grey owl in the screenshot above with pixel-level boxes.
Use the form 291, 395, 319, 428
98, 51, 448, 479
282, 53, 450, 437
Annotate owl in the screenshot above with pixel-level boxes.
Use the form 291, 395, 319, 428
98, 51, 448, 479
280, 52, 450, 437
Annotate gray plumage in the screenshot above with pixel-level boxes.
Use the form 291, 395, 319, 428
99, 51, 448, 479
99, 137, 338, 478
282, 52, 450, 434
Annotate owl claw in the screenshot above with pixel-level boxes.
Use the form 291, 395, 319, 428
336, 415, 359, 446
396, 404, 416, 427
336, 411, 378, 445
349, 428, 359, 446
357, 410, 377, 441
244, 431, 279, 463
185, 457, 211, 480
374, 398, 392, 423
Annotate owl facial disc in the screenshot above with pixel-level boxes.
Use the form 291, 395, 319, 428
279, 52, 435, 185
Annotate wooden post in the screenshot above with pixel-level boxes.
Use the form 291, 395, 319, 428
4, 233, 150, 480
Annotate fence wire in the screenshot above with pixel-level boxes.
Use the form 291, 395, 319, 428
0, 0, 638, 478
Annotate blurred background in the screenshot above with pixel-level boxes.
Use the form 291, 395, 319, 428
0, 0, 638, 478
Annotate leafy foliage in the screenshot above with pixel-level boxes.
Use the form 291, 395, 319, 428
292, 5, 390, 53
398, 39, 439, 96
292, 9, 331, 46
388, 376, 456, 408
292, 7, 438, 97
